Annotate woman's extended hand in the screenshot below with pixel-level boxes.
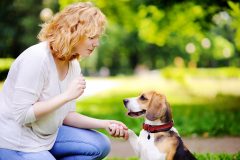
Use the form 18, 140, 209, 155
65, 75, 86, 101
104, 120, 129, 140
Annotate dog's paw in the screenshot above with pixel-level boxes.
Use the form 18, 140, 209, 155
128, 129, 135, 135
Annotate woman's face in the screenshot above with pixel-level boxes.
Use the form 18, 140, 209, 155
71, 35, 100, 60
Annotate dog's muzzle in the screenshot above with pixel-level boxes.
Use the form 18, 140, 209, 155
128, 110, 146, 117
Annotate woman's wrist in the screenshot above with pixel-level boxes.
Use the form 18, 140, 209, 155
61, 91, 72, 102
100, 120, 110, 129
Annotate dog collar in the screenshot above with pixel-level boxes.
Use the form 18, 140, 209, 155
143, 120, 174, 133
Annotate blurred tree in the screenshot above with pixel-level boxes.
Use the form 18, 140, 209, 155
42, 0, 59, 12
0, 0, 18, 57
1, 0, 239, 73
0, 0, 59, 58
59, 0, 240, 75
228, 1, 240, 66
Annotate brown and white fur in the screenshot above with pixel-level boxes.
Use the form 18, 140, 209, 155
123, 91, 196, 160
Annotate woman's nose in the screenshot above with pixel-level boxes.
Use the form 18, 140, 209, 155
93, 39, 99, 47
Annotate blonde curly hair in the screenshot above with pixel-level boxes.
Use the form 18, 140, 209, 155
38, 2, 107, 61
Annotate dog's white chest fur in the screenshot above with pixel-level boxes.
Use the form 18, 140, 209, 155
138, 130, 166, 160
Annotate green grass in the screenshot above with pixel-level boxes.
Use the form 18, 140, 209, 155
0, 58, 14, 80
76, 68, 240, 137
0, 68, 240, 160
105, 152, 240, 160
162, 67, 240, 79
1, 67, 240, 136
77, 91, 240, 137
0, 81, 3, 90
0, 58, 14, 71
0, 67, 239, 158
195, 152, 240, 160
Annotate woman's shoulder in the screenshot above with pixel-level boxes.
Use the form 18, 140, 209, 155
17, 41, 51, 65
23, 41, 50, 59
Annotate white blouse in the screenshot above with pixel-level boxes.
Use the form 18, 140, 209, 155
0, 41, 81, 152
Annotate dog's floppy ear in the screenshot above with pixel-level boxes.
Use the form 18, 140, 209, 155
146, 92, 162, 121
162, 101, 172, 123
146, 93, 173, 122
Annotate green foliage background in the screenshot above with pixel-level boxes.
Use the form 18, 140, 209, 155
1, 0, 240, 74
59, 0, 240, 75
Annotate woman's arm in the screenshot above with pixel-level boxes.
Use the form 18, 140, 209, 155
63, 112, 129, 139
33, 76, 85, 120
33, 93, 69, 119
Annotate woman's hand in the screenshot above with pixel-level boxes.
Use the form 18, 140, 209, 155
104, 120, 129, 140
64, 75, 86, 101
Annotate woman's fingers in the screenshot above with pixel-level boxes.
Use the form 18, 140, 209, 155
66, 75, 86, 100
107, 120, 129, 139
123, 130, 129, 140
110, 120, 128, 130
115, 128, 120, 136
119, 128, 124, 137
110, 125, 125, 137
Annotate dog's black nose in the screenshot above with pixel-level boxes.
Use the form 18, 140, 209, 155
123, 99, 129, 106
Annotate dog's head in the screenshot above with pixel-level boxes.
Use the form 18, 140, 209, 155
123, 91, 172, 122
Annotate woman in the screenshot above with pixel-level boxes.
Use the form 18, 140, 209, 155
0, 2, 128, 160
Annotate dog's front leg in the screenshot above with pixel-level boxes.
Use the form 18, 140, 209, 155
128, 129, 140, 157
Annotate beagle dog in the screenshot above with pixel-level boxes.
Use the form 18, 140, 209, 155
123, 91, 196, 160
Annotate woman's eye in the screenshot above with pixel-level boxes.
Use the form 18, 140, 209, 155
140, 95, 147, 101
88, 35, 100, 40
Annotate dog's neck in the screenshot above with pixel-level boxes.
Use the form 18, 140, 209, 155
144, 118, 167, 125
142, 119, 174, 140
143, 118, 174, 133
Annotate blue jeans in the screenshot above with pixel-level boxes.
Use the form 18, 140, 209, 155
0, 125, 111, 160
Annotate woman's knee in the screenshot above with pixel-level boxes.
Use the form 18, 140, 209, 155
94, 132, 111, 159
0, 149, 21, 160
52, 126, 111, 159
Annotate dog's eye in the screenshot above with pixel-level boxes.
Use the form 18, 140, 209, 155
140, 95, 148, 101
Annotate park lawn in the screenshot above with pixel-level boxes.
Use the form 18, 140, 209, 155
0, 68, 239, 159
0, 81, 3, 90
76, 73, 240, 137
0, 68, 239, 136
105, 152, 240, 160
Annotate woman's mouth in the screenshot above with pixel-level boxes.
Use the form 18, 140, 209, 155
88, 49, 94, 55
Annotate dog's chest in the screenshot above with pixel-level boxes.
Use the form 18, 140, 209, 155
139, 130, 166, 160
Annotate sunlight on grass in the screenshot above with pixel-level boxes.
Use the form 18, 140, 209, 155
106, 153, 240, 160
1, 68, 239, 136
76, 72, 240, 136
80, 73, 240, 106
185, 77, 240, 97
0, 81, 3, 90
